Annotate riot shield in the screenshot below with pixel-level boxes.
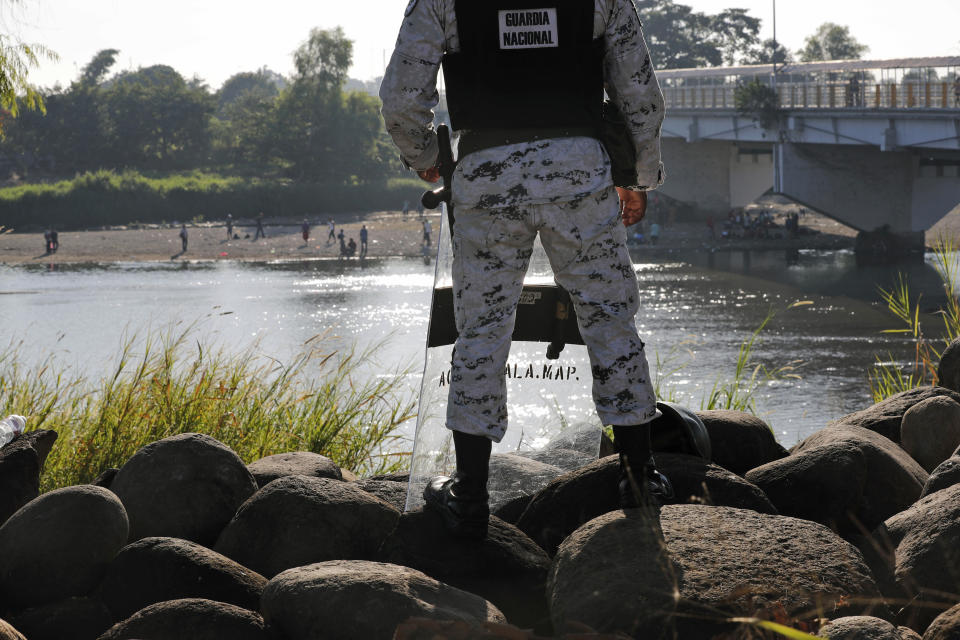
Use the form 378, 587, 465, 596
405, 202, 603, 513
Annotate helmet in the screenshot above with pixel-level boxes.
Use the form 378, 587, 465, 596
649, 401, 711, 461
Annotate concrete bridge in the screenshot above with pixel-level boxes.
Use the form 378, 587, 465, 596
658, 56, 960, 253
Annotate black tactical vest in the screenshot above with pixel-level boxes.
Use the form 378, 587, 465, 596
442, 0, 604, 145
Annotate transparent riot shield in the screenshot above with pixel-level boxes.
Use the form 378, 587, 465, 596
406, 203, 603, 513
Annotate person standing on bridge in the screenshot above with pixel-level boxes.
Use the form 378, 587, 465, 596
381, 0, 671, 538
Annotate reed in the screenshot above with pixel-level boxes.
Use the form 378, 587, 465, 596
0, 326, 416, 492
869, 235, 960, 401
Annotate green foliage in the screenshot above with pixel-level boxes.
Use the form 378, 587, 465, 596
2, 26, 403, 190
0, 19, 57, 126
734, 79, 780, 129
701, 303, 806, 413
743, 38, 792, 65
798, 23, 868, 62
293, 26, 352, 91
869, 236, 960, 401
635, 0, 761, 69
0, 326, 416, 492
0, 169, 425, 229
652, 303, 806, 415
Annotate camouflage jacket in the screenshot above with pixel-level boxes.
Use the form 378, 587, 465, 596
379, 0, 665, 209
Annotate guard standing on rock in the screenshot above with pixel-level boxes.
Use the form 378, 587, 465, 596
381, 0, 672, 538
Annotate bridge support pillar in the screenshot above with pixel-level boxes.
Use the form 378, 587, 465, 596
776, 142, 960, 260
660, 139, 774, 216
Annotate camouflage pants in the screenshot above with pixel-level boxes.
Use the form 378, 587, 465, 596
448, 185, 658, 442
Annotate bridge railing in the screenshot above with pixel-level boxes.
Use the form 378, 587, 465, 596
659, 57, 960, 112
663, 81, 958, 111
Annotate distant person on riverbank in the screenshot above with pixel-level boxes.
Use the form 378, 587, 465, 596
422, 218, 432, 247
360, 225, 368, 257
338, 229, 346, 256
226, 214, 233, 239
254, 213, 266, 240
347, 237, 357, 257
179, 224, 188, 252
301, 218, 310, 244
327, 218, 336, 242
44, 230, 52, 254
649, 222, 661, 245
403, 200, 410, 219
417, 201, 424, 218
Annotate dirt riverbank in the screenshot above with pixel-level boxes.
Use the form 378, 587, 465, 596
13, 192, 954, 265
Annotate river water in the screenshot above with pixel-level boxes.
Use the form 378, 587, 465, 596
0, 246, 949, 448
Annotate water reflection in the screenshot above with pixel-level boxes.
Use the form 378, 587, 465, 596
0, 250, 944, 446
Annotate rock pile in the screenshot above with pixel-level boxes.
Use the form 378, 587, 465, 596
2, 356, 960, 638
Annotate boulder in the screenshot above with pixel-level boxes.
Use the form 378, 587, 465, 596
0, 485, 128, 610
816, 616, 920, 639
920, 457, 960, 498
517, 453, 775, 555
661, 505, 886, 639
779, 425, 928, 534
747, 440, 868, 535
91, 468, 118, 489
246, 451, 342, 487
0, 430, 58, 527
695, 409, 788, 475
547, 510, 676, 638
97, 536, 267, 621
96, 598, 271, 640
492, 493, 533, 525
9, 597, 112, 640
0, 620, 25, 640
901, 396, 960, 471
377, 508, 550, 631
355, 478, 409, 511
368, 471, 409, 483
924, 602, 960, 640
870, 484, 960, 632
261, 560, 505, 640
830, 387, 960, 444
487, 453, 563, 512
109, 433, 258, 546
525, 447, 596, 471
214, 475, 399, 578
936, 337, 960, 394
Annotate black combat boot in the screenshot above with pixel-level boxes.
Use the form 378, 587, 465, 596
613, 424, 674, 510
423, 430, 492, 539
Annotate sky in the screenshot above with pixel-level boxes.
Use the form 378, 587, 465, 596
7, 0, 960, 92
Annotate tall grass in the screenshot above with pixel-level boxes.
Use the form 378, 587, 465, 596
0, 326, 416, 492
701, 302, 807, 413
652, 302, 807, 414
869, 235, 960, 401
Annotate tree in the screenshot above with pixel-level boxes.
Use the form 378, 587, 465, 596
709, 9, 762, 66
79, 48, 119, 87
272, 26, 389, 182
635, 0, 761, 69
798, 23, 868, 62
212, 71, 279, 164
216, 69, 279, 116
743, 38, 791, 65
104, 65, 215, 167
293, 26, 351, 91
0, 2, 57, 130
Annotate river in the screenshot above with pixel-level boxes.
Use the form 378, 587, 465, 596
0, 246, 948, 448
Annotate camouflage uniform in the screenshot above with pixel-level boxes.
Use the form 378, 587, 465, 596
381, 0, 665, 442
